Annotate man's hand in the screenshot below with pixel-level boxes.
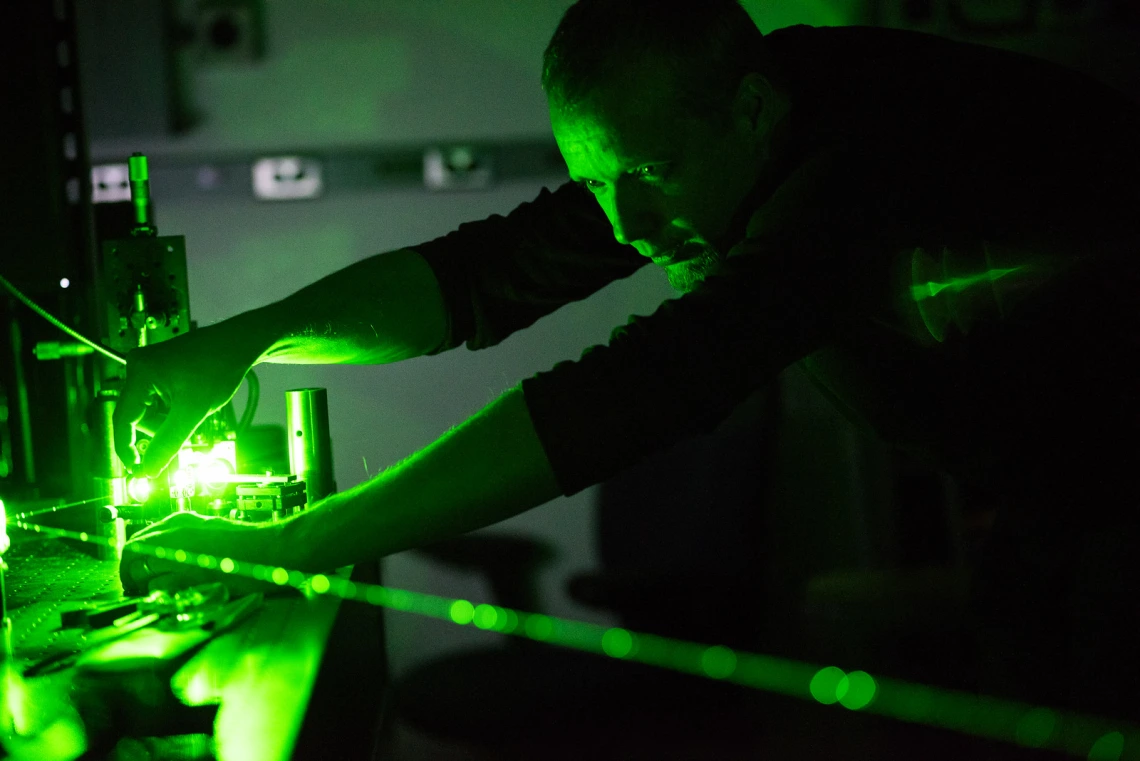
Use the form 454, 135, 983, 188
113, 312, 274, 477
119, 512, 286, 596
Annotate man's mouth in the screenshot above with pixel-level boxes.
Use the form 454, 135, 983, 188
650, 241, 703, 266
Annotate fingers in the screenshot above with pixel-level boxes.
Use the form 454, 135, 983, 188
112, 366, 154, 472
139, 406, 211, 478
128, 511, 210, 544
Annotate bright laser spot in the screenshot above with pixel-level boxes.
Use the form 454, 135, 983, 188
838, 671, 876, 710
219, 558, 235, 574
449, 600, 475, 625
1088, 731, 1124, 761
59, 278, 70, 289
473, 604, 498, 630
309, 575, 330, 594
198, 459, 233, 487
602, 628, 634, 659
271, 567, 289, 585
702, 645, 737, 679
810, 666, 846, 705
174, 549, 187, 564
127, 477, 152, 503
170, 469, 196, 495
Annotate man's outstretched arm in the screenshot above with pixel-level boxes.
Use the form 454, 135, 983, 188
114, 248, 448, 475
122, 385, 560, 590
281, 385, 559, 570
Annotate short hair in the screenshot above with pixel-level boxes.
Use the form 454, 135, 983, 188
541, 0, 774, 122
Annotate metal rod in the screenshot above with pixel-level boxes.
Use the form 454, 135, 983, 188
285, 388, 336, 505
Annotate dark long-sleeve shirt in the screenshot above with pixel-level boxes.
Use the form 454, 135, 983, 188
415, 25, 1140, 522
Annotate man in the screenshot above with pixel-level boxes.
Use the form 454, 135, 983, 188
117, 1, 1140, 718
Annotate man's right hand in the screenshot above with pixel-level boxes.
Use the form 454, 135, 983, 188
113, 314, 272, 477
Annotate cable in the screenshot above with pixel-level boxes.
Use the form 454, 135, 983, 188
237, 369, 260, 433
0, 271, 126, 365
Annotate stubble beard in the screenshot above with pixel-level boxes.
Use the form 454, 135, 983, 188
663, 241, 725, 293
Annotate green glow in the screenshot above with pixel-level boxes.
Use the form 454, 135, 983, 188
1088, 732, 1124, 761
10, 516, 1140, 760
309, 574, 330, 594
179, 667, 217, 706
473, 603, 498, 630
174, 549, 188, 564
701, 645, 737, 679
837, 670, 876, 710
449, 599, 475, 625
126, 477, 152, 503
911, 267, 1024, 302
171, 468, 195, 495
810, 666, 846, 705
602, 628, 634, 659
0, 498, 8, 555
387, 589, 413, 610
524, 614, 553, 641
1017, 708, 1058, 747
494, 607, 519, 633
197, 554, 213, 568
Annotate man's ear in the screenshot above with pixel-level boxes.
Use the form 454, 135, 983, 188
734, 72, 785, 136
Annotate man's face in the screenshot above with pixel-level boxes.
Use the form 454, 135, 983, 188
550, 55, 771, 292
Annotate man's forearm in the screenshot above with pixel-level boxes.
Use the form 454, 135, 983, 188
278, 386, 561, 571
229, 248, 449, 366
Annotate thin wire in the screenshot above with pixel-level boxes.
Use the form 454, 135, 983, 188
0, 271, 126, 365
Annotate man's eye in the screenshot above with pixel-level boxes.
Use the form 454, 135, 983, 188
578, 179, 605, 193
636, 164, 668, 181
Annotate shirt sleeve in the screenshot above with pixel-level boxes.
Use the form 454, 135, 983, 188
413, 180, 647, 352
522, 148, 873, 496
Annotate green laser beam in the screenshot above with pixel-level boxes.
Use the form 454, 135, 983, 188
911, 266, 1026, 302
8, 517, 1138, 760
6, 497, 109, 521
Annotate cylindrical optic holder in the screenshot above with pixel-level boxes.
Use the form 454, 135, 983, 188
93, 389, 128, 559
285, 388, 336, 506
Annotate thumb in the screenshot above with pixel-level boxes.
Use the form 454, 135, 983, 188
138, 408, 210, 478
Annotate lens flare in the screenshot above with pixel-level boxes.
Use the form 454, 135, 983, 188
126, 477, 153, 503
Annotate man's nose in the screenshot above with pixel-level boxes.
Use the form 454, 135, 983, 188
608, 185, 658, 248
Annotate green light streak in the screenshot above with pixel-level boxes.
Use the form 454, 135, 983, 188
910, 266, 1024, 302
601, 628, 633, 658
810, 665, 846, 705
8, 516, 1140, 759
448, 600, 473, 624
